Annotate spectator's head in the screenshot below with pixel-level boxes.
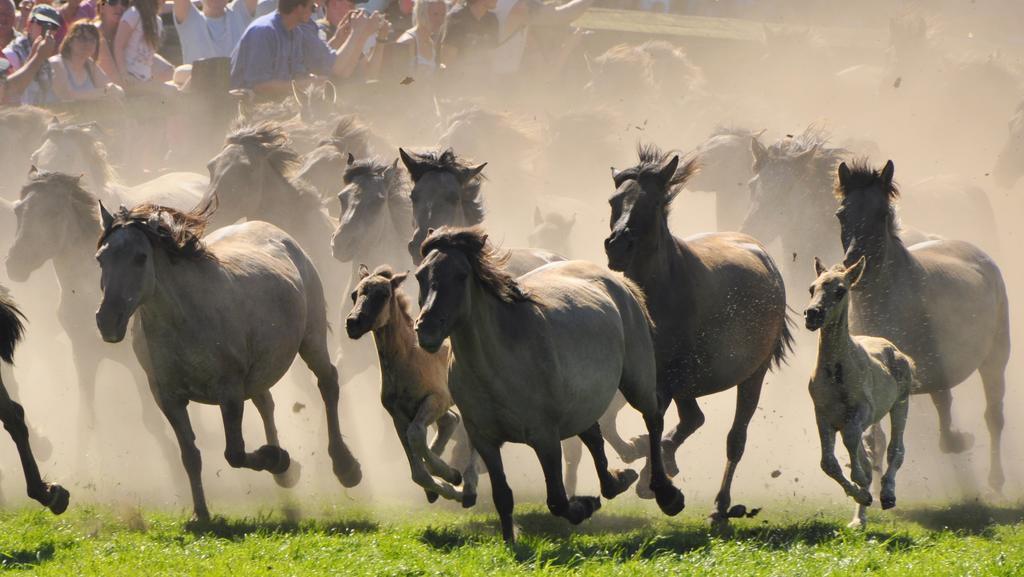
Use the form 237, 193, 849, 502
322, 0, 354, 27
279, 0, 314, 17
134, 0, 160, 49
28, 4, 63, 40
0, 0, 16, 38
412, 0, 446, 36
96, 0, 127, 27
59, 20, 99, 61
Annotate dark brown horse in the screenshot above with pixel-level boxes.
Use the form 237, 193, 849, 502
0, 288, 69, 514
604, 144, 792, 524
836, 160, 1011, 493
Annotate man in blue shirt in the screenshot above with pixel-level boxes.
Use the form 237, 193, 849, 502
230, 0, 382, 95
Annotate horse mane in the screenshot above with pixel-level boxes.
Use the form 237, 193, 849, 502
47, 122, 120, 188
412, 149, 486, 224
21, 171, 100, 231
369, 265, 414, 319
318, 115, 372, 157
834, 158, 902, 238
227, 121, 324, 212
420, 226, 532, 305
633, 142, 700, 210
766, 125, 847, 197
99, 202, 217, 262
0, 287, 25, 364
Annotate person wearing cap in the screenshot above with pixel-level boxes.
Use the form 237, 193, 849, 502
2, 4, 58, 104
228, 0, 385, 95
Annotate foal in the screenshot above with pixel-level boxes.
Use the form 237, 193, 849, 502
805, 257, 915, 529
345, 265, 468, 505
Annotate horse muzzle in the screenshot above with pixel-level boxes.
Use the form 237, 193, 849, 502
604, 229, 634, 272
95, 307, 129, 343
803, 308, 824, 331
344, 315, 370, 340
4, 255, 33, 283
414, 320, 445, 353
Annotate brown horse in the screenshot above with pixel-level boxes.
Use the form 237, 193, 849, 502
0, 288, 69, 514
604, 144, 792, 524
836, 159, 1011, 493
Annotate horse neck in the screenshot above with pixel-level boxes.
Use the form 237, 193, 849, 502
372, 295, 418, 363
140, 250, 214, 330
448, 280, 521, 372
626, 216, 696, 314
817, 304, 855, 370
853, 232, 916, 301
258, 168, 317, 227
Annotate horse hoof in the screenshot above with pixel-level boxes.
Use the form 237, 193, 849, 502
274, 459, 302, 489
989, 470, 1006, 494
940, 431, 975, 454
708, 512, 732, 534
620, 436, 648, 463
661, 442, 680, 477
447, 469, 463, 486
567, 496, 601, 524
635, 481, 655, 500
335, 460, 362, 488
425, 490, 439, 503
880, 492, 896, 510
847, 518, 866, 530
462, 492, 477, 509
603, 468, 638, 499
45, 484, 70, 515
854, 491, 873, 507
655, 486, 685, 516
256, 445, 291, 475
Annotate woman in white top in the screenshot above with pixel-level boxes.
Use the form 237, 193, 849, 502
393, 0, 446, 79
50, 20, 124, 101
113, 0, 173, 93
94, 0, 126, 82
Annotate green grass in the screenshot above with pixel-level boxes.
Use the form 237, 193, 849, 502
0, 499, 1020, 576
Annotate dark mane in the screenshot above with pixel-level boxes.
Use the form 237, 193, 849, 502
420, 226, 532, 305
631, 142, 700, 208
0, 287, 26, 364
99, 202, 217, 262
412, 149, 486, 224
46, 122, 120, 187
317, 115, 372, 157
835, 159, 902, 237
20, 171, 101, 230
226, 121, 301, 177
765, 125, 847, 197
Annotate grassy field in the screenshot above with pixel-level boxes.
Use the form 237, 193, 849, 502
0, 499, 1020, 576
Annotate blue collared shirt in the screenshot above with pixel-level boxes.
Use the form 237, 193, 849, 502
230, 11, 337, 89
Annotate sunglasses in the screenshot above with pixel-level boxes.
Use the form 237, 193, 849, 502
102, 0, 128, 7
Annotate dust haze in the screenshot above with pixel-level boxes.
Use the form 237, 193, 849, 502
1, 0, 1022, 520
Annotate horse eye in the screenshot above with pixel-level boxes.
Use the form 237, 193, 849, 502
835, 287, 847, 298
808, 286, 814, 296
350, 291, 358, 303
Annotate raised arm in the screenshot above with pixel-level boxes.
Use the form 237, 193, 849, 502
329, 10, 381, 79
4, 32, 55, 100
172, 0, 193, 25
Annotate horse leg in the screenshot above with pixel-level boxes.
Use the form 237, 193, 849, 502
661, 396, 706, 478
596, 394, 638, 462
816, 417, 866, 527
880, 397, 909, 510
299, 339, 361, 488
931, 388, 974, 454
431, 410, 459, 456
619, 370, 685, 516
532, 436, 601, 525
470, 435, 516, 542
711, 366, 767, 524
864, 422, 887, 496
393, 413, 461, 503
158, 396, 208, 521
220, 397, 290, 474
0, 377, 68, 514
840, 407, 873, 529
578, 422, 638, 500
562, 437, 583, 498
252, 390, 301, 489
72, 347, 100, 441
408, 395, 462, 485
979, 357, 1008, 494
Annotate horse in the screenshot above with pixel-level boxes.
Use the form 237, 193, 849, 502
0, 288, 70, 515
345, 264, 468, 505
684, 127, 764, 232
805, 257, 914, 529
28, 118, 208, 203
604, 144, 792, 525
5, 170, 201, 456
414, 226, 684, 543
741, 126, 848, 295
835, 159, 1011, 494
528, 208, 575, 259
94, 203, 362, 521
398, 147, 564, 271
0, 106, 50, 199
296, 116, 382, 209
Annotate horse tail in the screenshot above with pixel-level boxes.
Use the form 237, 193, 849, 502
770, 310, 796, 370
0, 290, 26, 365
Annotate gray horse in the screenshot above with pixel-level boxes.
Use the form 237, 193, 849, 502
0, 288, 69, 514
685, 127, 764, 232
836, 160, 1011, 493
414, 227, 684, 543
296, 115, 383, 209
95, 203, 361, 520
604, 144, 792, 525
5, 171, 200, 454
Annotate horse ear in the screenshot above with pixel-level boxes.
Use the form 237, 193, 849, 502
880, 160, 895, 183
347, 152, 355, 166
324, 80, 337, 104
399, 148, 426, 181
533, 207, 543, 225
99, 201, 114, 231
751, 137, 768, 170
837, 162, 851, 187
813, 256, 827, 277
657, 155, 680, 188
845, 256, 867, 286
391, 271, 408, 288
28, 165, 38, 177
462, 162, 487, 183
358, 264, 370, 278
610, 166, 620, 181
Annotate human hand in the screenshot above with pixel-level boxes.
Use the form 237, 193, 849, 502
350, 10, 383, 41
